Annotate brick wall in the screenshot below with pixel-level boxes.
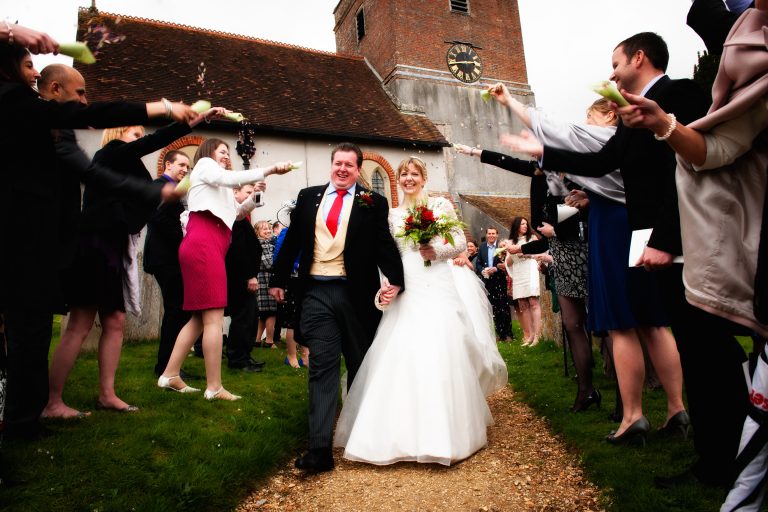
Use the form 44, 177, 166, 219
334, 0, 527, 83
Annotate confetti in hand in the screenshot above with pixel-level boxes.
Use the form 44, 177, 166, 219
190, 100, 212, 113
58, 42, 96, 64
592, 80, 629, 107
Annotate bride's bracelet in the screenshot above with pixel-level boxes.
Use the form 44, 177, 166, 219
374, 289, 389, 311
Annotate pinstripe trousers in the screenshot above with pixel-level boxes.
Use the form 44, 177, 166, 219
300, 280, 369, 449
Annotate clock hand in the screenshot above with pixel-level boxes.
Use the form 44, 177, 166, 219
449, 60, 478, 65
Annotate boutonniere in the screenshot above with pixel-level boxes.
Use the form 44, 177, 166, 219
357, 191, 374, 208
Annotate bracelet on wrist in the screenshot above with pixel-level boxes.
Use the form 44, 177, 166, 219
161, 98, 173, 119
4, 20, 13, 46
654, 113, 677, 141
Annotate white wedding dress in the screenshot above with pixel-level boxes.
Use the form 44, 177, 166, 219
333, 197, 508, 466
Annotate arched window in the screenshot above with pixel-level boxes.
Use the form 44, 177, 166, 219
371, 169, 385, 196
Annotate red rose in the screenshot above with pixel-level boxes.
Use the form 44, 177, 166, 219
363, 195, 373, 205
421, 209, 435, 222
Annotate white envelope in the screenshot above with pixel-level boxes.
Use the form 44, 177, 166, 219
557, 204, 579, 223
628, 228, 684, 266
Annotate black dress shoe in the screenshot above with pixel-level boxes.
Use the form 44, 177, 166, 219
657, 410, 691, 440
295, 448, 334, 472
248, 358, 266, 368
606, 416, 650, 447
229, 362, 262, 373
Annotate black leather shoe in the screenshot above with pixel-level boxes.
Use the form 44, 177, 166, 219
295, 448, 334, 472
657, 410, 691, 440
248, 358, 266, 368
606, 416, 650, 447
229, 362, 262, 373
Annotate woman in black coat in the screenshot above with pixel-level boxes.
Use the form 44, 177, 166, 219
0, 41, 197, 433
47, 116, 215, 416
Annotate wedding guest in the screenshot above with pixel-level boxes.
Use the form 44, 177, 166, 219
474, 227, 513, 341
502, 33, 718, 471
49, 114, 216, 415
618, 6, 766, 490
254, 220, 278, 349
273, 225, 309, 368
37, 64, 186, 419
463, 95, 622, 413
0, 41, 197, 438
272, 221, 283, 238
144, 150, 195, 379
687, 0, 751, 55
466, 240, 479, 263
158, 139, 294, 400
225, 184, 267, 373
505, 217, 542, 346
452, 239, 478, 270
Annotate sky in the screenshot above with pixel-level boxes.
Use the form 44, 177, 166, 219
2, 0, 708, 123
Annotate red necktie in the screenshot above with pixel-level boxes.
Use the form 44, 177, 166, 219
325, 189, 347, 237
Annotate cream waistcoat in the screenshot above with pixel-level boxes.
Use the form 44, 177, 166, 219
310, 189, 352, 277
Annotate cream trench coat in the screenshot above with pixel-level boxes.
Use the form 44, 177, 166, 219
676, 9, 768, 336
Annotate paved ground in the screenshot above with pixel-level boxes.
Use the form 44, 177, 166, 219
239, 386, 605, 511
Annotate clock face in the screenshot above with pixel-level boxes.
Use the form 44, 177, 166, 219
446, 44, 482, 83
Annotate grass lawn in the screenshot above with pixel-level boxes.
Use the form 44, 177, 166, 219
499, 324, 740, 512
0, 318, 309, 512
0, 318, 749, 511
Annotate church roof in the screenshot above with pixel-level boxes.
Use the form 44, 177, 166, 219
74, 10, 448, 147
460, 194, 530, 230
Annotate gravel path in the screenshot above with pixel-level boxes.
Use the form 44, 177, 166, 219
238, 386, 605, 511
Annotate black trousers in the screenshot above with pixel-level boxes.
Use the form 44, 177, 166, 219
226, 293, 256, 367
299, 280, 368, 449
152, 268, 191, 376
657, 265, 749, 486
4, 307, 53, 431
487, 282, 512, 339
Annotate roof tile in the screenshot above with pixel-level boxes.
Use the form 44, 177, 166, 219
75, 10, 447, 146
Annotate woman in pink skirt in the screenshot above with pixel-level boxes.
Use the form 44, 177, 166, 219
158, 138, 294, 401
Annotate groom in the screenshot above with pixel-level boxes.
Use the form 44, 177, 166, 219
269, 142, 404, 472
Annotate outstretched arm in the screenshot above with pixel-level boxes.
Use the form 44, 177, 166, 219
488, 83, 532, 128
2, 23, 58, 54
618, 91, 707, 166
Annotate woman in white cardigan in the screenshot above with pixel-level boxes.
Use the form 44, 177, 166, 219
158, 138, 294, 400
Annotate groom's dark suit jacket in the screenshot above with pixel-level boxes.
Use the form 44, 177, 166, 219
541, 75, 710, 256
270, 184, 404, 347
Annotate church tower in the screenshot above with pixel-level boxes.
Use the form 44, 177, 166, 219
333, 0, 535, 199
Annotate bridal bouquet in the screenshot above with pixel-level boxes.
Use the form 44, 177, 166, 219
397, 202, 465, 267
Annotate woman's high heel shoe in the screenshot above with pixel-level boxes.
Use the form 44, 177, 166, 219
570, 389, 602, 412
657, 410, 691, 440
606, 416, 650, 447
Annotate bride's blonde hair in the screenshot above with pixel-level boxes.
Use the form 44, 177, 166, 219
397, 157, 429, 206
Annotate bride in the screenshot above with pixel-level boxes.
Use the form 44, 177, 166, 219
333, 157, 508, 465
